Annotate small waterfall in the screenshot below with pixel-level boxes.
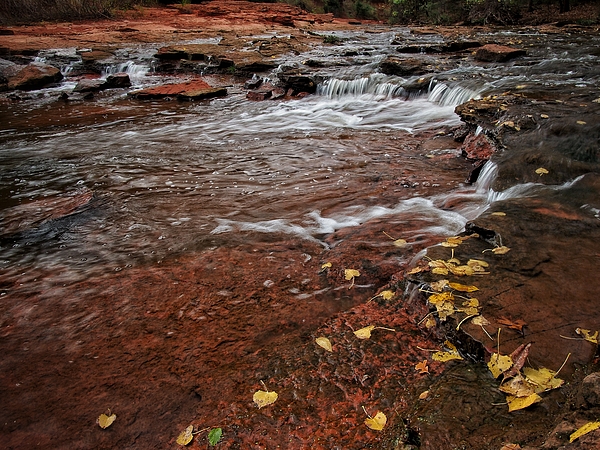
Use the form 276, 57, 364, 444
427, 82, 483, 106
102, 61, 151, 83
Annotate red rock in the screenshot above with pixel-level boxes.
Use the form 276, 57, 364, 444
461, 132, 497, 160
475, 44, 526, 62
128, 79, 224, 99
7, 62, 63, 90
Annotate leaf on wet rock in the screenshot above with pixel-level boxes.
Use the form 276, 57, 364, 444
344, 268, 360, 280
432, 267, 449, 275
208, 427, 223, 446
576, 328, 599, 344
315, 336, 333, 352
364, 411, 387, 431
499, 374, 536, 398
472, 315, 490, 326
432, 340, 463, 362
535, 167, 549, 176
491, 211, 506, 216
354, 325, 376, 339
393, 238, 408, 248
415, 360, 429, 374
97, 411, 116, 429
503, 343, 531, 380
253, 389, 278, 409
488, 352, 513, 379
449, 282, 479, 293
491, 246, 511, 255
345, 268, 360, 288
424, 316, 437, 329
429, 279, 449, 292
570, 421, 600, 443
576, 120, 587, 125
523, 367, 564, 393
498, 317, 527, 332
540, 114, 549, 119
176, 425, 194, 446
507, 393, 542, 412
321, 262, 332, 269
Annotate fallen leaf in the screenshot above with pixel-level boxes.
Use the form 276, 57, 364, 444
364, 411, 387, 431
570, 421, 600, 443
253, 390, 278, 409
462, 298, 480, 308
449, 265, 475, 276
467, 258, 489, 268
427, 292, 454, 305
97, 412, 117, 429
488, 353, 513, 378
500, 444, 521, 450
540, 114, 549, 119
492, 246, 511, 255
523, 367, 564, 393
472, 315, 490, 326
432, 340, 463, 362
208, 427, 223, 446
449, 282, 479, 293
424, 316, 437, 329
354, 325, 376, 339
419, 390, 429, 399
431, 267, 449, 275
502, 343, 531, 380
315, 336, 333, 352
535, 167, 549, 176
577, 120, 587, 125
379, 290, 394, 300
499, 374, 537, 397
415, 360, 429, 374
498, 317, 527, 332
576, 328, 599, 344
344, 269, 360, 280
507, 393, 542, 412
393, 238, 408, 248
429, 279, 449, 291
491, 211, 507, 216
321, 262, 332, 269
176, 425, 194, 446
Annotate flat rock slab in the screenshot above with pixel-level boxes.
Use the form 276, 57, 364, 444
7, 62, 63, 90
475, 44, 526, 62
128, 79, 227, 100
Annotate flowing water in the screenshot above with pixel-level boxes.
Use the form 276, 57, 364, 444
1, 26, 599, 449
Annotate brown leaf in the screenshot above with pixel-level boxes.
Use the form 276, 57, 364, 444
503, 343, 531, 380
498, 317, 527, 332
415, 360, 429, 374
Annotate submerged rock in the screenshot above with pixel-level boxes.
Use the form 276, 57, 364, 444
379, 56, 434, 76
128, 79, 227, 100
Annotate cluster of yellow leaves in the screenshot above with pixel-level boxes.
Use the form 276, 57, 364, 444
423, 279, 481, 324
432, 340, 463, 362
488, 341, 566, 412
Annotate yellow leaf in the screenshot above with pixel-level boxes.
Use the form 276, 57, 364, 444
535, 167, 549, 176
432, 341, 463, 361
393, 238, 408, 248
449, 265, 475, 276
364, 411, 387, 431
540, 114, 549, 119
523, 367, 564, 392
344, 269, 360, 280
176, 425, 194, 446
380, 290, 394, 300
428, 259, 447, 269
435, 300, 455, 321
467, 259, 489, 268
462, 298, 479, 308
570, 421, 600, 443
321, 262, 332, 269
419, 390, 429, 399
428, 291, 454, 305
354, 325, 376, 339
253, 390, 278, 409
449, 282, 479, 293
431, 267, 449, 275
424, 316, 437, 329
491, 211, 506, 216
576, 328, 599, 344
577, 120, 587, 125
492, 246, 511, 255
488, 353, 513, 378
315, 336, 333, 352
507, 393, 542, 412
97, 412, 117, 429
